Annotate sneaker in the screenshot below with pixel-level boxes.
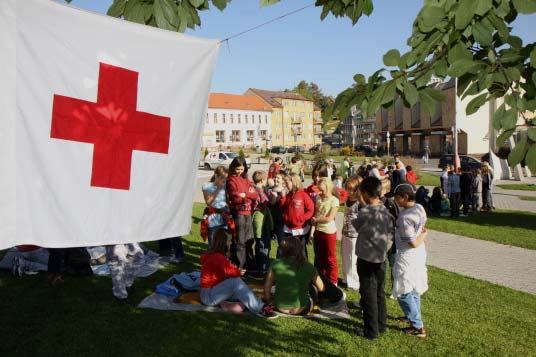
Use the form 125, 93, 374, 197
403, 326, 427, 338
258, 304, 278, 319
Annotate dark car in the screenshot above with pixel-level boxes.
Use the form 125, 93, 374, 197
438, 154, 482, 170
270, 146, 287, 154
309, 144, 321, 153
354, 144, 377, 157
287, 146, 305, 154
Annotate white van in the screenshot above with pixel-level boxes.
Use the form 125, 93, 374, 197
203, 151, 251, 170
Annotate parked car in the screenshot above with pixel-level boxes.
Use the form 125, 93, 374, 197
438, 154, 482, 170
270, 146, 287, 154
354, 144, 377, 157
309, 144, 321, 153
287, 146, 305, 154
203, 151, 251, 170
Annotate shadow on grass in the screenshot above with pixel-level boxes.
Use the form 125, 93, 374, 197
432, 210, 536, 230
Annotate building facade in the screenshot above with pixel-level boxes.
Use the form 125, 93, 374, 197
375, 79, 490, 156
245, 88, 322, 148
341, 106, 377, 148
202, 93, 272, 149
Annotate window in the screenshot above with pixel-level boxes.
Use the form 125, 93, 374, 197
245, 114, 248, 124
284, 111, 288, 118
381, 107, 389, 131
216, 130, 225, 143
238, 114, 241, 124
205, 113, 208, 124
213, 112, 217, 124
431, 102, 442, 126
395, 97, 403, 130
246, 130, 254, 142
258, 115, 261, 124
265, 115, 268, 124
259, 130, 267, 139
411, 102, 421, 129
230, 114, 234, 124
231, 130, 240, 142
222, 113, 226, 124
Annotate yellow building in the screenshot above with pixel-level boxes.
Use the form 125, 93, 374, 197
245, 88, 322, 148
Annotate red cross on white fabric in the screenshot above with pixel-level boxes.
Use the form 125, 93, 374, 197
50, 63, 171, 190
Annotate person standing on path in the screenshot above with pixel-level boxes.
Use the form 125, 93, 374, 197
471, 169, 482, 213
448, 168, 461, 218
341, 176, 362, 290
482, 164, 494, 212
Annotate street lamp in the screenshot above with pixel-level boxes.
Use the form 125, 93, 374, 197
386, 131, 391, 157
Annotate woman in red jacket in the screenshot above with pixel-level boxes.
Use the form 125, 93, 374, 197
200, 229, 275, 318
280, 173, 315, 259
226, 157, 259, 272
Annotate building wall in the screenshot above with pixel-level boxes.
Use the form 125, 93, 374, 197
202, 108, 272, 149
456, 95, 491, 155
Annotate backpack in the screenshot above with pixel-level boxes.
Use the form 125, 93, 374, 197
200, 207, 236, 241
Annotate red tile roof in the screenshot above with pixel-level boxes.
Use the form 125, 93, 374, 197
209, 93, 272, 112
247, 88, 313, 108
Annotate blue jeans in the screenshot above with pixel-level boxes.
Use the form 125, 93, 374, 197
200, 277, 264, 314
208, 225, 226, 248
397, 290, 424, 329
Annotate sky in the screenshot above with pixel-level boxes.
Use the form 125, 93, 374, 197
70, 0, 536, 97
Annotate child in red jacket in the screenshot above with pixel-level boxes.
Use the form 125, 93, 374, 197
280, 173, 314, 259
226, 157, 259, 272
200, 229, 275, 318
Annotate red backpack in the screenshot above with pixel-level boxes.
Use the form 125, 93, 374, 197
200, 207, 236, 241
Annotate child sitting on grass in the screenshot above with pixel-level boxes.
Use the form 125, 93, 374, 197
263, 237, 343, 316
392, 184, 429, 338
200, 229, 276, 318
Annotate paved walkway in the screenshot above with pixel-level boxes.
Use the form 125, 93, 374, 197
426, 230, 536, 295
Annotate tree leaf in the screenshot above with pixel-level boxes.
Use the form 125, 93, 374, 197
260, 0, 280, 7
419, 89, 437, 117
508, 137, 528, 167
455, 0, 477, 30
447, 59, 482, 77
381, 81, 397, 105
526, 143, 536, 173
212, 0, 230, 11
512, 0, 536, 14
420, 5, 445, 28
107, 0, 126, 17
367, 85, 386, 117
528, 128, 536, 142
530, 48, 536, 68
124, 0, 146, 24
496, 129, 514, 148
493, 104, 506, 130
353, 74, 366, 85
154, 0, 179, 30
189, 0, 205, 7
447, 43, 473, 64
472, 21, 493, 46
362, 0, 374, 16
383, 49, 401, 67
466, 92, 488, 115
501, 109, 518, 130
475, 0, 492, 16
403, 81, 419, 107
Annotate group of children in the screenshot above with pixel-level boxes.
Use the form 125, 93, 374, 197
199, 156, 429, 339
436, 163, 494, 217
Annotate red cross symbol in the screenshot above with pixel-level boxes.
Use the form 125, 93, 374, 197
51, 63, 171, 190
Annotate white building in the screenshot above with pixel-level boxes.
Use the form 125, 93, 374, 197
202, 93, 272, 150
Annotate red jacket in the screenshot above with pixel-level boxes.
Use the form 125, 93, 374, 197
305, 183, 320, 202
279, 189, 314, 229
200, 252, 241, 289
406, 171, 417, 185
226, 175, 259, 215
268, 163, 281, 179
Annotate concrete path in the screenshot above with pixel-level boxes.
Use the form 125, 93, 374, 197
426, 230, 536, 295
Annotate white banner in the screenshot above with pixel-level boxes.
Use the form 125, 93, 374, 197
0, 0, 219, 249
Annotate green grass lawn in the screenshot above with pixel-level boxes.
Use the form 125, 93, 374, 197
497, 184, 536, 191
417, 171, 440, 187
1, 203, 535, 356
427, 209, 536, 250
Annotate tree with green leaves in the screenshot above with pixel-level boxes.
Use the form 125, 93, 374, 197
73, 0, 536, 172
285, 80, 334, 114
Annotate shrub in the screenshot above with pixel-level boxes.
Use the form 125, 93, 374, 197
264, 147, 270, 158
238, 148, 245, 159
340, 146, 352, 157
204, 148, 209, 158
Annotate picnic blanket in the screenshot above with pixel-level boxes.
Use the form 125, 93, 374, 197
138, 283, 351, 319
92, 250, 171, 278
